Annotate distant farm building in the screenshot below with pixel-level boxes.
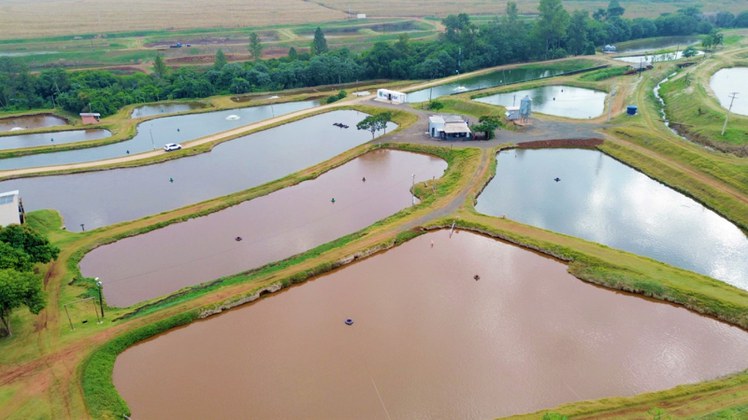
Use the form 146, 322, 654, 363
80, 112, 101, 124
0, 190, 24, 227
375, 89, 407, 104
428, 115, 472, 140
603, 44, 617, 53
357, 14, 367, 19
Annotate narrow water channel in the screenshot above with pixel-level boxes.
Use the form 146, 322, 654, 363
80, 150, 446, 307
476, 148, 748, 288
0, 110, 393, 231
114, 230, 748, 419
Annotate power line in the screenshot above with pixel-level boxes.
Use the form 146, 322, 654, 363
721, 92, 738, 136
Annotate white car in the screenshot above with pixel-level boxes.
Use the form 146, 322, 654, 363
163, 143, 182, 151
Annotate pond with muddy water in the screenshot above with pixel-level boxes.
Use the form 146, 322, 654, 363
0, 100, 318, 170
0, 113, 67, 132
80, 149, 446, 307
114, 230, 748, 419
474, 85, 606, 119
0, 110, 392, 231
476, 148, 748, 289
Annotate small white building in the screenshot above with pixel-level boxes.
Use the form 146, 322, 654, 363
428, 115, 472, 140
0, 190, 24, 227
505, 106, 521, 121
357, 13, 367, 19
375, 89, 407, 104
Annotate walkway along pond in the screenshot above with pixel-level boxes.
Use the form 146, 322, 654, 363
0, 100, 318, 170
474, 85, 606, 119
80, 149, 446, 307
475, 148, 748, 289
113, 230, 748, 419
0, 110, 393, 231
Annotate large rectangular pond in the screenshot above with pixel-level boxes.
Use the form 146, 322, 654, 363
0, 114, 67, 132
80, 149, 446, 307
710, 67, 748, 116
475, 148, 748, 289
0, 100, 318, 170
114, 230, 748, 419
474, 85, 606, 119
0, 110, 393, 231
0, 129, 111, 151
406, 67, 572, 103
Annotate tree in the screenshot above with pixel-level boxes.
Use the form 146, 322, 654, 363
152, 53, 167, 79
0, 225, 59, 264
606, 0, 625, 19
714, 11, 735, 28
356, 112, 391, 139
472, 115, 501, 139
287, 47, 298, 60
682, 45, 698, 57
214, 49, 228, 70
248, 32, 263, 61
566, 11, 590, 55
311, 27, 328, 55
536, 0, 570, 54
0, 269, 44, 337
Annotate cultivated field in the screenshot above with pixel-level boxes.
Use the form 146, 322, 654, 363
0, 0, 746, 40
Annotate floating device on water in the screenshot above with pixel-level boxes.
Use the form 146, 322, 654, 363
474, 274, 480, 281
235, 236, 243, 242
331, 198, 336, 203
169, 177, 174, 183
226, 114, 240, 120
554, 177, 560, 182
345, 319, 354, 325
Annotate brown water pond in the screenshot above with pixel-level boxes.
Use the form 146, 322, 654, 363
0, 113, 67, 132
114, 230, 748, 419
81, 149, 446, 307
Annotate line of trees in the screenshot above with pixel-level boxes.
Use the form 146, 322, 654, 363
0, 224, 59, 337
1, 1, 747, 117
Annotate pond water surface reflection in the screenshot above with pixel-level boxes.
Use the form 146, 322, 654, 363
114, 230, 748, 419
476, 148, 748, 288
0, 110, 390, 231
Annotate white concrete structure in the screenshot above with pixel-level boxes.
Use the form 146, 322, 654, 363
375, 89, 407, 104
0, 190, 23, 227
428, 115, 472, 140
505, 106, 521, 121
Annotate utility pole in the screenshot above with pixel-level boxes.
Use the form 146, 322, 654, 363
721, 92, 738, 136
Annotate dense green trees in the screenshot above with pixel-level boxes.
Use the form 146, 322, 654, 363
0, 1, 745, 117
0, 225, 59, 337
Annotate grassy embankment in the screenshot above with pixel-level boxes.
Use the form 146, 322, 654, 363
599, 56, 748, 232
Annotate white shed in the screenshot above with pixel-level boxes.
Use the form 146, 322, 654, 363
0, 190, 24, 227
505, 106, 521, 121
428, 115, 472, 140
376, 89, 407, 104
